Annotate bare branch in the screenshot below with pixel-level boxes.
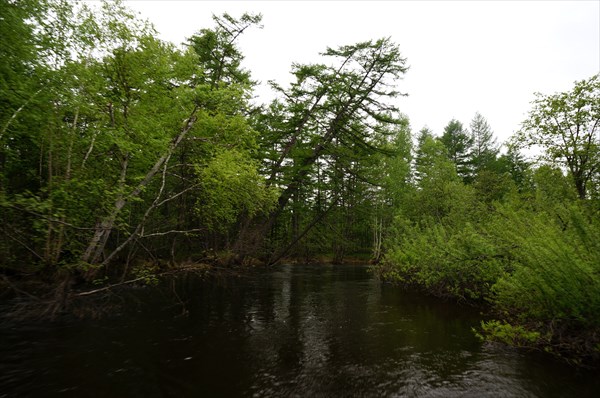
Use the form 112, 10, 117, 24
140, 228, 205, 238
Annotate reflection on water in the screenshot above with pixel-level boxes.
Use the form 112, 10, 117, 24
0, 264, 598, 397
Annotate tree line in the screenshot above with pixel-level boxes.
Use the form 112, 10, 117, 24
1, 0, 599, 364
1, 0, 408, 285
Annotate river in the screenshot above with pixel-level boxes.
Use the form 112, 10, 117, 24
1, 264, 598, 397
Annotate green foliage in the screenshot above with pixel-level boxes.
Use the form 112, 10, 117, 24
132, 262, 160, 286
383, 145, 513, 300
381, 114, 600, 359
516, 74, 600, 199
235, 37, 410, 261
410, 136, 475, 223
2, 3, 599, 365
385, 215, 509, 300
495, 144, 531, 191
532, 165, 578, 207
188, 12, 262, 88
380, 123, 413, 205
0, 0, 41, 135
440, 119, 473, 182
477, 320, 542, 347
414, 131, 450, 185
0, 1, 268, 273
490, 205, 600, 329
469, 112, 499, 174
376, 76, 600, 361
196, 150, 278, 232
381, 157, 600, 358
472, 170, 516, 204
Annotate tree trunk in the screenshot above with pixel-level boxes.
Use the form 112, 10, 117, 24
80, 107, 199, 277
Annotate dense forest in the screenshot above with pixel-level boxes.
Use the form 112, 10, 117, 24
1, 0, 599, 365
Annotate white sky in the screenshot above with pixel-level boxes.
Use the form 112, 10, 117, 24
124, 0, 600, 145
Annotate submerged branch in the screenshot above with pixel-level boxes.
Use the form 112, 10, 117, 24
74, 276, 148, 297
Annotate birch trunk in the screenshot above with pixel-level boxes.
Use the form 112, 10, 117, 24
81, 107, 199, 273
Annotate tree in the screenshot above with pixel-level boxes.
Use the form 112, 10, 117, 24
0, 0, 40, 142
187, 13, 262, 89
440, 119, 473, 182
469, 112, 498, 173
0, 1, 269, 285
412, 136, 465, 221
235, 38, 409, 262
496, 144, 530, 191
80, 11, 265, 271
413, 127, 434, 183
161, 13, 264, 256
517, 74, 600, 199
414, 130, 448, 185
371, 121, 413, 261
74, 18, 202, 269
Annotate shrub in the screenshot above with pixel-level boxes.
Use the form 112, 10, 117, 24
490, 205, 600, 330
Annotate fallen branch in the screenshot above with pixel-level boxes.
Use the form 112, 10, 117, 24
74, 264, 213, 297
74, 276, 147, 297
140, 228, 205, 238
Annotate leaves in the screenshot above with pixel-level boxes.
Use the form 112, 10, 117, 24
0, 2, 269, 271
196, 150, 277, 232
517, 74, 600, 198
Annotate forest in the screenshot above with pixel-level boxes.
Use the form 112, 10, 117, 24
1, 0, 599, 365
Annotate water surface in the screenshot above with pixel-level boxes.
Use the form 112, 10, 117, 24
0, 264, 597, 397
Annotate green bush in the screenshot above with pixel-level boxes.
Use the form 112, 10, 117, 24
490, 205, 600, 329
383, 219, 509, 300
477, 320, 542, 347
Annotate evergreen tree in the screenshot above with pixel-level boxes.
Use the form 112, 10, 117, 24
234, 38, 409, 262
187, 13, 262, 89
469, 112, 498, 173
440, 119, 473, 182
496, 144, 530, 191
413, 127, 434, 183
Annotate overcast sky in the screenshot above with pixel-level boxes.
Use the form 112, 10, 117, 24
124, 0, 599, 145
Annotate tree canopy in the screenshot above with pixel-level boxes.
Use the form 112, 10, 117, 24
517, 74, 600, 199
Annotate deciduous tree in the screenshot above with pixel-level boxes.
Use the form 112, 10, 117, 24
517, 74, 600, 199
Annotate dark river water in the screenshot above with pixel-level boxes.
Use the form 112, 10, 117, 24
1, 264, 598, 397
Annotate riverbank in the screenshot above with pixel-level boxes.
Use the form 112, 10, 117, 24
372, 262, 600, 370
0, 261, 214, 320
0, 254, 291, 292
0, 252, 370, 319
